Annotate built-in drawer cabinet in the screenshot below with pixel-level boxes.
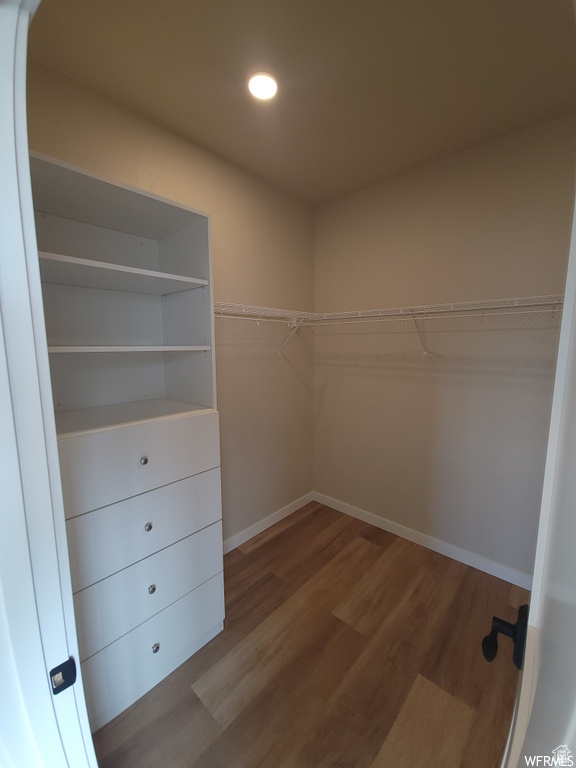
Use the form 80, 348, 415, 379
67, 468, 222, 591
74, 521, 223, 660
60, 414, 225, 731
81, 572, 225, 732
59, 410, 220, 517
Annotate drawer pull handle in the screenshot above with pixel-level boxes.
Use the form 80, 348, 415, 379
148, 584, 157, 595
152, 643, 160, 654
144, 522, 153, 532
140, 456, 149, 465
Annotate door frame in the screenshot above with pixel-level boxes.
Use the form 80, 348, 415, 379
0, 1, 97, 765
500, 174, 576, 765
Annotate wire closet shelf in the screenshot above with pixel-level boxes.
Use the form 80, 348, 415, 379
214, 294, 564, 328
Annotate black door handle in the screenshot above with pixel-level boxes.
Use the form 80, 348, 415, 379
482, 604, 528, 670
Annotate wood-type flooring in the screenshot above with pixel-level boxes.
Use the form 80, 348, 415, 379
93, 501, 527, 768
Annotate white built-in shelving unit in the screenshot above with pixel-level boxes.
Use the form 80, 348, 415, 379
32, 153, 217, 435
30, 153, 224, 732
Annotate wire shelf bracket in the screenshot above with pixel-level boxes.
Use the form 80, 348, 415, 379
411, 312, 430, 357
278, 317, 305, 356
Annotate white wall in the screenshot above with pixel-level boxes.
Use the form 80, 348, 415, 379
315, 116, 576, 311
314, 116, 576, 579
26, 63, 315, 543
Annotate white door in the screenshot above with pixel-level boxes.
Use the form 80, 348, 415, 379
0, 2, 97, 765
502, 187, 576, 765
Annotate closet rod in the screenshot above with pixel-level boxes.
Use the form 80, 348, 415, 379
214, 295, 563, 327
311, 307, 563, 328
311, 295, 563, 325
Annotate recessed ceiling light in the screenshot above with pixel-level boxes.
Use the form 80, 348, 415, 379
248, 73, 277, 100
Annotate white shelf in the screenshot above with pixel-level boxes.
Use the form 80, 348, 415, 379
215, 295, 564, 326
39, 252, 209, 295
30, 153, 204, 240
55, 398, 215, 438
48, 346, 210, 353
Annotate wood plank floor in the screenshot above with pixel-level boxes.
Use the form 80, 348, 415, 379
93, 502, 527, 768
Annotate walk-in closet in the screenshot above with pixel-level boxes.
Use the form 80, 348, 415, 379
3, 0, 576, 766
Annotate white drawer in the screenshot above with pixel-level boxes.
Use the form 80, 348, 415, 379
58, 410, 220, 517
81, 571, 224, 731
74, 521, 223, 660
67, 468, 221, 591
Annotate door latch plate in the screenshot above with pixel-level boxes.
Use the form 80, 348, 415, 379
49, 657, 77, 695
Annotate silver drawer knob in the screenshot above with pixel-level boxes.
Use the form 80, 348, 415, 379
144, 522, 153, 532
152, 643, 160, 654
140, 456, 149, 465
148, 584, 156, 595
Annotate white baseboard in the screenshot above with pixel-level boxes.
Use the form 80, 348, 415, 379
223, 492, 316, 554
312, 492, 533, 590
222, 490, 532, 589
